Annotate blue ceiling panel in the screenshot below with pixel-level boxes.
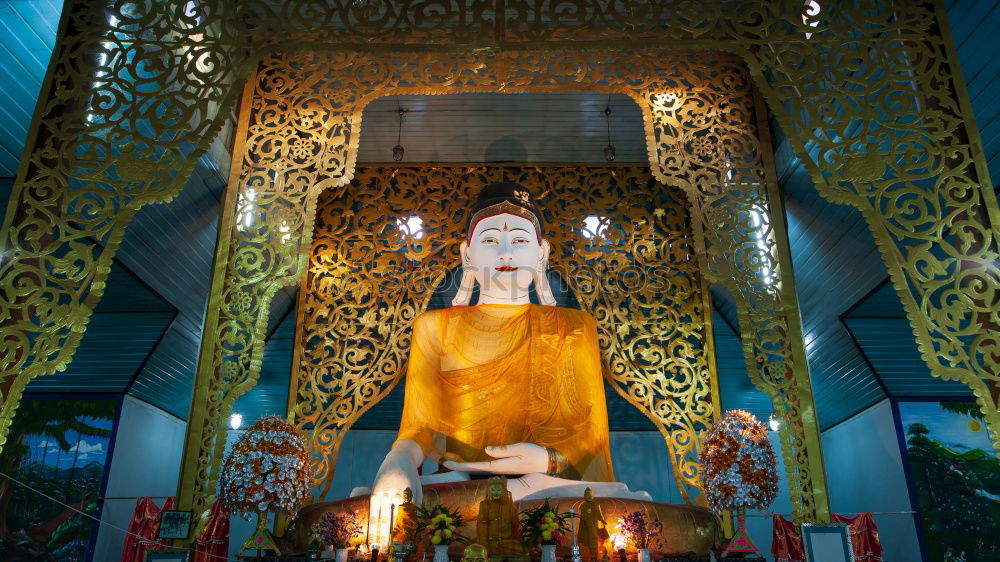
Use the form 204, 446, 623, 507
946, 0, 1000, 183
0, 0, 59, 175
843, 281, 974, 398
844, 316, 971, 397
25, 311, 175, 392
24, 260, 176, 394
127, 326, 199, 419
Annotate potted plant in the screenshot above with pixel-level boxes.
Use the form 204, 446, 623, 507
312, 510, 363, 562
416, 503, 465, 562
617, 511, 662, 562
521, 499, 573, 562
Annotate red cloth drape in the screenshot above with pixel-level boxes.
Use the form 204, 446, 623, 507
771, 513, 883, 562
192, 499, 230, 562
120, 496, 176, 562
771, 515, 805, 562
832, 513, 883, 562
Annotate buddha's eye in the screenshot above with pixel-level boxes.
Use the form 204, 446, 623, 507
512, 237, 530, 245
480, 236, 499, 245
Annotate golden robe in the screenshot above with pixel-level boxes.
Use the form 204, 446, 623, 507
396, 304, 614, 482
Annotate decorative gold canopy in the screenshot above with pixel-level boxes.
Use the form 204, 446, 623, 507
0, 1, 994, 536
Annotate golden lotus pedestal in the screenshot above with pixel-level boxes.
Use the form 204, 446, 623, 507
288, 480, 724, 558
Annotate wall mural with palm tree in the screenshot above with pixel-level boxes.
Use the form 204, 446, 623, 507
0, 397, 117, 561
897, 400, 1000, 561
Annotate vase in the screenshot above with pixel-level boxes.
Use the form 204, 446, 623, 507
541, 544, 557, 562
434, 544, 449, 562
638, 548, 650, 562
722, 507, 760, 556
335, 548, 349, 562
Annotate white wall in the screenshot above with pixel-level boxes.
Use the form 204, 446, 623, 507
821, 399, 921, 561
93, 396, 186, 561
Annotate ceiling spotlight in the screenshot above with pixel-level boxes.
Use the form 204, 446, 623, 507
768, 414, 780, 432
392, 106, 406, 162
603, 105, 616, 162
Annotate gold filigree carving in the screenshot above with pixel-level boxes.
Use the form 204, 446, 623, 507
3, 0, 993, 535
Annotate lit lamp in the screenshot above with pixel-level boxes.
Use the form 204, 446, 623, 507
230, 411, 242, 430
612, 533, 626, 562
768, 414, 780, 432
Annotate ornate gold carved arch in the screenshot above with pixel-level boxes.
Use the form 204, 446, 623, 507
0, 0, 993, 533
180, 47, 830, 524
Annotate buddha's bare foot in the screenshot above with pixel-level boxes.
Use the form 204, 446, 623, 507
506, 473, 652, 502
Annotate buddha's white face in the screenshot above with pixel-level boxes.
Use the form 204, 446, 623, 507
461, 213, 549, 304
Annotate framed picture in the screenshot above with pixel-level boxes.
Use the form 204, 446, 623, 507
157, 510, 193, 540
144, 551, 189, 562
801, 523, 854, 562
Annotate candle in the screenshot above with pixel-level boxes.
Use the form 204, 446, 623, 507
570, 507, 577, 546
390, 503, 397, 543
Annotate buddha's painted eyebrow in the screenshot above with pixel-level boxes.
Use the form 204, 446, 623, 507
478, 227, 531, 236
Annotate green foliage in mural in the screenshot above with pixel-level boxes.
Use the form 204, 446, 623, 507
906, 419, 1000, 560
0, 399, 115, 561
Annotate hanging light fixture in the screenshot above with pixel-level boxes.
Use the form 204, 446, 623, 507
392, 102, 407, 162
602, 100, 616, 162
230, 410, 243, 430
768, 414, 780, 432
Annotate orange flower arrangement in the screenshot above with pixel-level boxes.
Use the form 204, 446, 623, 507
219, 415, 311, 519
699, 409, 778, 512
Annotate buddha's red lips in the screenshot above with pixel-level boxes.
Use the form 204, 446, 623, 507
495, 266, 519, 272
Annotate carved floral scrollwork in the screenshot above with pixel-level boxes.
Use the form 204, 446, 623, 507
4, 0, 992, 535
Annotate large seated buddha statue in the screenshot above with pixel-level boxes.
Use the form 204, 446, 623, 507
369, 182, 642, 504
291, 183, 723, 556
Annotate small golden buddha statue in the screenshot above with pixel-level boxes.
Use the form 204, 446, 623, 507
578, 487, 609, 561
461, 544, 488, 562
477, 476, 524, 556
392, 487, 418, 543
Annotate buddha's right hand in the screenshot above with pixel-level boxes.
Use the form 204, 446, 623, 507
371, 439, 424, 506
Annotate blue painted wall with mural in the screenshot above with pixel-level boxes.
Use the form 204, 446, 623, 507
896, 399, 1000, 561
0, 395, 120, 561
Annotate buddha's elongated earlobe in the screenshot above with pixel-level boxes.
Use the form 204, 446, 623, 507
452, 240, 476, 307
535, 239, 557, 306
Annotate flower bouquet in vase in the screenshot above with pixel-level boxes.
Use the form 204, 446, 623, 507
521, 499, 573, 562
699, 410, 778, 557
417, 503, 465, 562
219, 415, 312, 556
617, 511, 662, 562
312, 510, 363, 562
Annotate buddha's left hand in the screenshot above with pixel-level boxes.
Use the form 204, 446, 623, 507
441, 443, 548, 474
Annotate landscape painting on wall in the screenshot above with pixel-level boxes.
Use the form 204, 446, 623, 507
897, 399, 1000, 561
0, 397, 118, 561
